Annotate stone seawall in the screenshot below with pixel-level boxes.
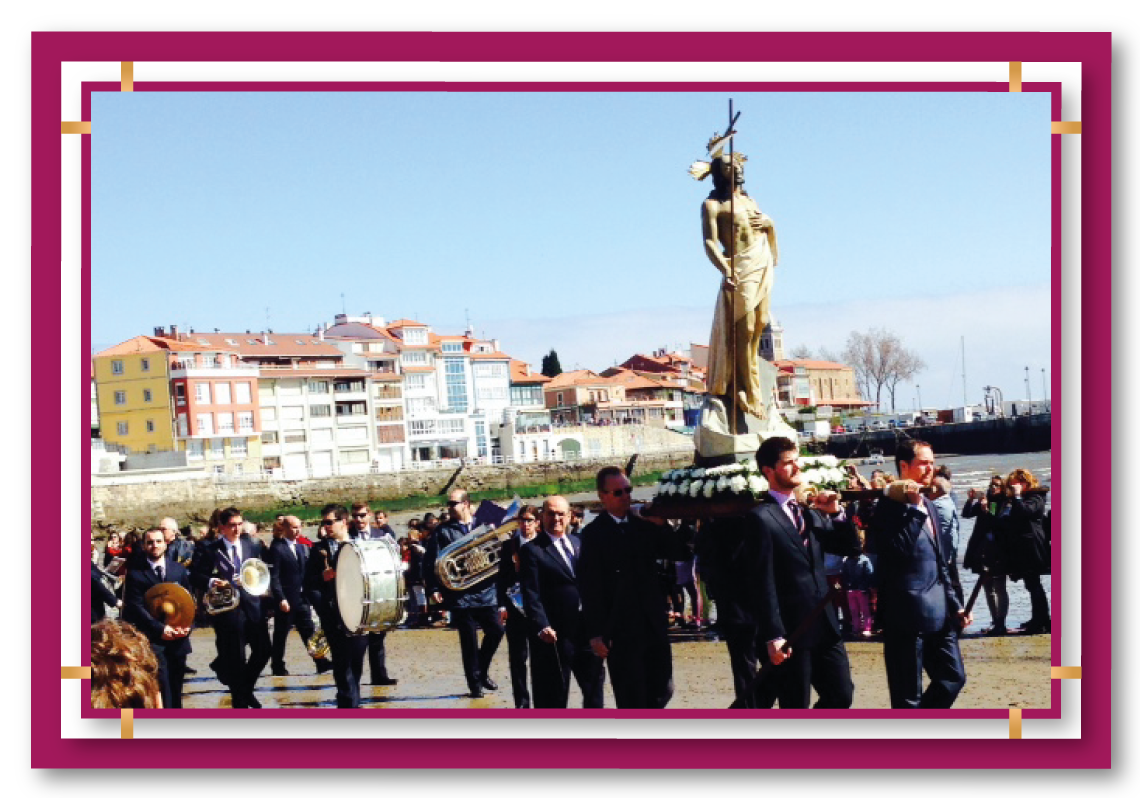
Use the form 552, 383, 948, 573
91, 448, 695, 530
824, 414, 1052, 459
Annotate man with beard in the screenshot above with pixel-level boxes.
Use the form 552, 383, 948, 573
347, 503, 398, 686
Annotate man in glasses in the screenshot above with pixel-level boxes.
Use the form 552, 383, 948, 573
304, 503, 370, 708
422, 489, 504, 698
348, 502, 398, 687
190, 506, 271, 709
579, 466, 690, 708
496, 504, 539, 707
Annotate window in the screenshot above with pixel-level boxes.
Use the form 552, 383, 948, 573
310, 404, 332, 417
474, 363, 507, 378
217, 413, 235, 433
262, 456, 281, 470
196, 413, 213, 435
175, 383, 186, 406
146, 419, 155, 433
374, 383, 402, 400
401, 351, 429, 366
195, 383, 211, 404
340, 449, 369, 465
215, 382, 232, 404
375, 405, 404, 422
225, 338, 238, 346
476, 386, 507, 401
187, 440, 203, 460
176, 355, 195, 369
444, 357, 468, 412
111, 360, 124, 375
116, 421, 128, 436
407, 396, 435, 415
261, 431, 278, 444
177, 414, 188, 436
281, 405, 304, 420
376, 425, 405, 444
213, 464, 225, 474
439, 418, 465, 435
334, 379, 365, 393
308, 380, 329, 394
140, 358, 150, 372
260, 406, 276, 421
283, 430, 307, 444
230, 437, 248, 457
402, 328, 428, 345
234, 382, 252, 404
335, 401, 367, 417
206, 439, 224, 459
475, 420, 487, 458
114, 390, 126, 405
442, 342, 463, 353
238, 411, 254, 431
143, 389, 153, 403
511, 385, 543, 406
557, 392, 564, 406
404, 373, 427, 390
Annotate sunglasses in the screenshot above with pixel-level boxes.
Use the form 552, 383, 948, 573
320, 518, 338, 526
447, 500, 466, 507
353, 513, 369, 518
607, 487, 632, 497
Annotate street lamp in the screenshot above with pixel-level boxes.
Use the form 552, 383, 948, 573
1025, 366, 1031, 402
1042, 368, 1047, 404
916, 384, 923, 415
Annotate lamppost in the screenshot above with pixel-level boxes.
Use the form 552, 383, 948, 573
1025, 366, 1031, 403
1042, 368, 1048, 405
916, 384, 923, 416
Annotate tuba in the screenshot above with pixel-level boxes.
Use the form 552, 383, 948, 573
434, 519, 519, 592
202, 557, 272, 615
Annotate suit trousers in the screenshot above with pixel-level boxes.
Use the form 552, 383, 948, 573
215, 617, 271, 708
529, 634, 605, 709
327, 625, 369, 708
271, 604, 316, 671
364, 632, 390, 682
451, 606, 504, 690
883, 626, 967, 709
504, 610, 531, 708
153, 644, 187, 710
607, 634, 674, 709
767, 636, 854, 709
721, 624, 776, 709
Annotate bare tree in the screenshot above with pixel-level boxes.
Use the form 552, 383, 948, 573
789, 344, 813, 359
842, 328, 925, 410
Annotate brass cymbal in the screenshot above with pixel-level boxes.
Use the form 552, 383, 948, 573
143, 583, 196, 628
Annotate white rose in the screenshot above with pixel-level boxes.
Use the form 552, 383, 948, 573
692, 468, 706, 479
703, 480, 717, 498
729, 475, 748, 493
745, 459, 759, 472
665, 483, 677, 496
832, 467, 846, 484
689, 480, 704, 497
821, 455, 839, 468
717, 476, 730, 492
748, 475, 766, 494
803, 470, 819, 484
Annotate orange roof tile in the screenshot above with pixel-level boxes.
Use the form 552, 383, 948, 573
510, 360, 550, 384
94, 335, 223, 357
192, 332, 344, 358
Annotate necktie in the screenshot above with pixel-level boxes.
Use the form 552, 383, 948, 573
156, 564, 164, 581
231, 543, 241, 572
788, 500, 808, 545
560, 538, 575, 572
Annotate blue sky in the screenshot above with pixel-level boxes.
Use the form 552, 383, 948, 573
92, 89, 1051, 410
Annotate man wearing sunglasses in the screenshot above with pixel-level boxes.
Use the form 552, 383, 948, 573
579, 466, 691, 708
422, 489, 504, 698
348, 502, 398, 687
190, 506, 271, 709
303, 503, 370, 708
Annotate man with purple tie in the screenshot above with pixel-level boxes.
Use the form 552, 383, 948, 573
870, 440, 972, 708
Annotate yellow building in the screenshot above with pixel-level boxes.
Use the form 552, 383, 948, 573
93, 337, 178, 453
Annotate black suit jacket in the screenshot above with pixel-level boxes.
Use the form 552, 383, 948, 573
302, 538, 347, 630
122, 559, 194, 657
870, 495, 963, 634
749, 495, 861, 649
519, 533, 586, 644
190, 534, 267, 629
266, 537, 310, 610
578, 513, 690, 645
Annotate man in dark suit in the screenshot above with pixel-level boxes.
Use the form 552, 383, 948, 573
304, 503, 370, 708
190, 506, 271, 709
578, 465, 689, 709
518, 495, 605, 709
746, 436, 862, 709
870, 440, 971, 708
347, 502, 397, 686
266, 515, 330, 676
423, 489, 504, 698
496, 505, 539, 708
123, 527, 194, 708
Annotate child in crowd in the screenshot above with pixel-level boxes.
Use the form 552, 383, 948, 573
842, 529, 876, 638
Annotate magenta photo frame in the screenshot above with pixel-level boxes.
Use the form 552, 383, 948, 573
33, 31, 1110, 768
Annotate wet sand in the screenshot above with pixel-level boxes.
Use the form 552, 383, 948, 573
180, 625, 1051, 710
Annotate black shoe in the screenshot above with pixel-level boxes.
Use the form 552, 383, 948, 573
271, 667, 290, 676
184, 666, 198, 675
372, 677, 398, 686
984, 626, 1008, 637
469, 686, 485, 698
480, 676, 498, 691
210, 661, 229, 687
315, 659, 334, 675
248, 695, 263, 709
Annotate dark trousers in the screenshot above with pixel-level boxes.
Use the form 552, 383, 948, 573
326, 624, 368, 708
364, 632, 390, 682
606, 633, 673, 709
214, 618, 271, 708
1022, 573, 1051, 627
153, 645, 187, 710
452, 606, 504, 690
883, 626, 966, 709
529, 634, 605, 709
721, 624, 776, 709
504, 610, 531, 708
766, 636, 854, 709
271, 603, 316, 671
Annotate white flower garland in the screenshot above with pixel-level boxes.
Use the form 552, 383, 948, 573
656, 454, 850, 502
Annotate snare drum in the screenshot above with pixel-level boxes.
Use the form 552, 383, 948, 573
335, 538, 407, 634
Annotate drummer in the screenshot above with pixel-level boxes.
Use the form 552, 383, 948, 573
122, 527, 194, 708
348, 503, 398, 687
303, 504, 370, 708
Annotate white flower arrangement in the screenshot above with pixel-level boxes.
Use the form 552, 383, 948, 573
796, 457, 851, 491
654, 454, 849, 505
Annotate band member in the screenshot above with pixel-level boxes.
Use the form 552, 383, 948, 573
518, 496, 605, 709
191, 507, 271, 709
304, 504, 369, 708
497, 504, 539, 708
266, 515, 331, 676
123, 527, 193, 708
870, 441, 970, 708
423, 490, 504, 698
578, 466, 690, 709
748, 436, 861, 709
348, 503, 397, 686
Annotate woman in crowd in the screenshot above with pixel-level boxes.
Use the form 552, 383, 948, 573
102, 532, 124, 568
90, 619, 163, 709
963, 474, 1012, 635
999, 468, 1051, 634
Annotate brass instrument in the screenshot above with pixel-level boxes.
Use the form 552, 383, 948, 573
435, 519, 520, 592
307, 627, 330, 660
202, 557, 272, 615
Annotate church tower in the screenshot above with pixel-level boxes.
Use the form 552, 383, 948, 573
759, 317, 784, 362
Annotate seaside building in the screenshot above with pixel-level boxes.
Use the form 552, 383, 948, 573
773, 358, 871, 410
93, 336, 182, 454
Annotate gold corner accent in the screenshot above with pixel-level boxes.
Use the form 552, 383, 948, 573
1051, 666, 1082, 679
1051, 121, 1082, 134
121, 708, 134, 739
61, 122, 91, 135
1009, 707, 1022, 739
1009, 62, 1022, 92
121, 62, 134, 92
61, 666, 91, 679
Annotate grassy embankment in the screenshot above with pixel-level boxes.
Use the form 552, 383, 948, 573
239, 469, 668, 525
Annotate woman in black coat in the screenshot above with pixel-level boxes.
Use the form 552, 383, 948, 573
962, 475, 1013, 635
997, 468, 1051, 634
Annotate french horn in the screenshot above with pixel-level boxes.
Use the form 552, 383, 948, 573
202, 557, 272, 615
